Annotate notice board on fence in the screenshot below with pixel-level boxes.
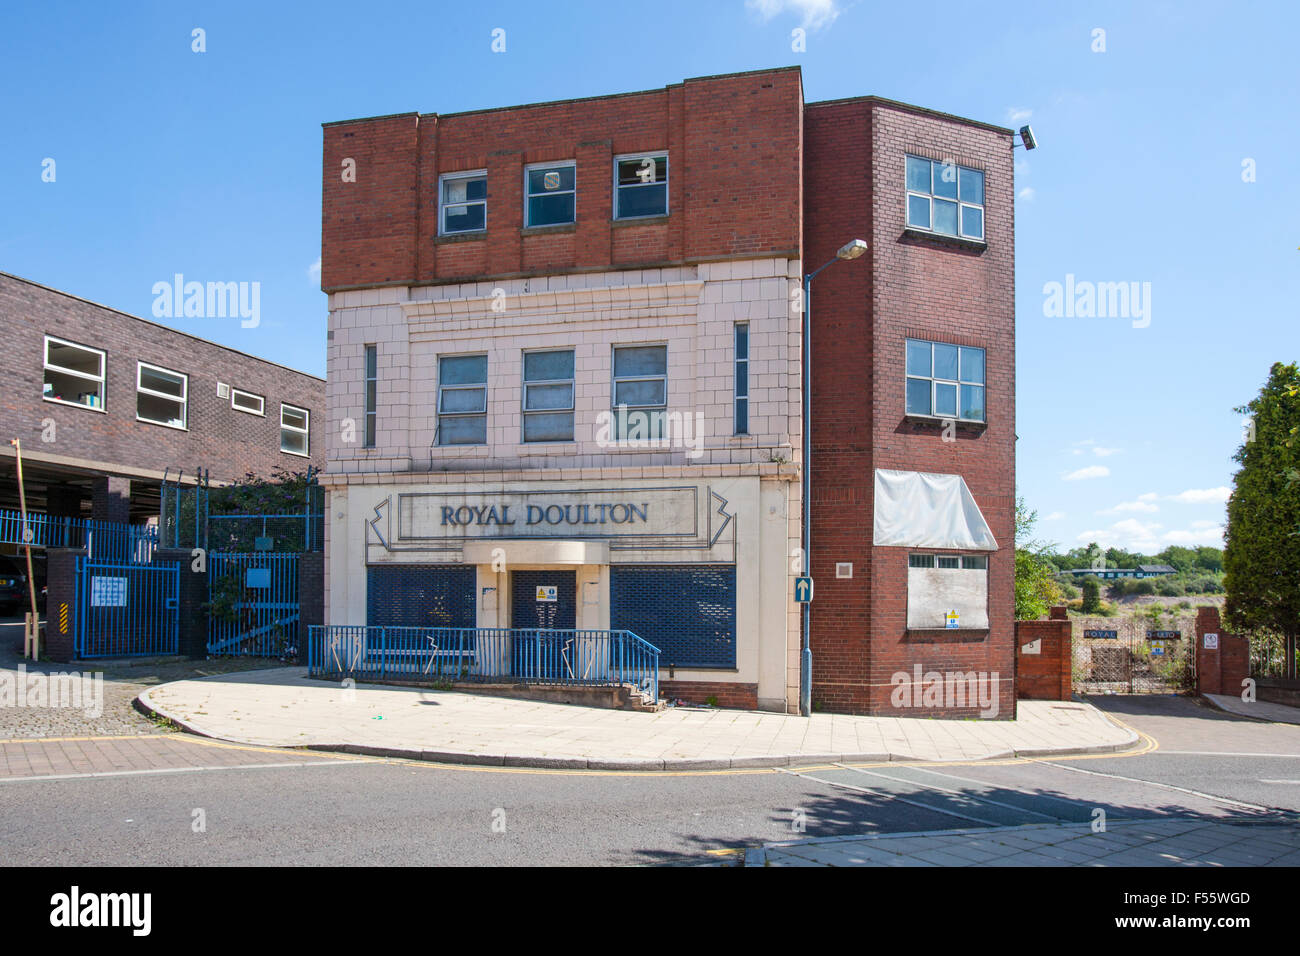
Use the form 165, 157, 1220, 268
90, 576, 128, 607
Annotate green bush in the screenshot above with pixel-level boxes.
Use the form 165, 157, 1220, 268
1081, 577, 1102, 613
1156, 579, 1184, 597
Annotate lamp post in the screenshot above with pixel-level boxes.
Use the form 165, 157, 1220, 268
800, 238, 867, 717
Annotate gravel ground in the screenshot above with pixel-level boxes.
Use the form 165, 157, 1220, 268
0, 618, 293, 738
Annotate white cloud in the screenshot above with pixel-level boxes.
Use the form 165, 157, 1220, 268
1167, 486, 1230, 505
745, 0, 842, 29
1099, 498, 1159, 515
1044, 512, 1065, 521
307, 257, 321, 280
1162, 524, 1226, 546
1064, 465, 1109, 481
1018, 187, 1036, 201
1078, 518, 1225, 551
1092, 446, 1121, 457
1007, 107, 1032, 124
1137, 492, 1159, 501
1076, 519, 1163, 552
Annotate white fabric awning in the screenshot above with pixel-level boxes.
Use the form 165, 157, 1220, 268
872, 469, 998, 551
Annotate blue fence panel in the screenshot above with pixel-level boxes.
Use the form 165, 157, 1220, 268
75, 556, 179, 657
0, 509, 157, 564
307, 626, 659, 701
207, 552, 300, 658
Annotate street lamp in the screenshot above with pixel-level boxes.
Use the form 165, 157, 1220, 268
799, 238, 867, 717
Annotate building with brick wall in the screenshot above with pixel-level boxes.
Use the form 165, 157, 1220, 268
320, 66, 1016, 716
0, 271, 325, 531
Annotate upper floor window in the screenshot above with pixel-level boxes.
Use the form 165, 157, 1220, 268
437, 354, 487, 445
905, 339, 985, 422
734, 323, 749, 435
522, 349, 575, 443
231, 388, 264, 416
612, 344, 667, 440
905, 155, 984, 241
614, 153, 668, 219
525, 162, 575, 227
43, 335, 105, 410
363, 345, 377, 447
136, 362, 187, 430
440, 170, 486, 235
281, 404, 310, 457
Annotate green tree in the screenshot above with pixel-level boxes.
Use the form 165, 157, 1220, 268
1157, 545, 1196, 573
1081, 576, 1102, 614
1014, 497, 1063, 619
1224, 362, 1300, 678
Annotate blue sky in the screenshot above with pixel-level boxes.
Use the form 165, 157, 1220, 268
2, 0, 1295, 553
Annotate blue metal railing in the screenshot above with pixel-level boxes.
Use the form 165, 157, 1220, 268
308, 626, 660, 702
0, 509, 158, 564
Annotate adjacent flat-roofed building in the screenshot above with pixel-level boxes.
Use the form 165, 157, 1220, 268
319, 66, 1016, 716
0, 272, 325, 525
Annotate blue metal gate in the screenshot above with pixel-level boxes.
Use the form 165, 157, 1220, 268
207, 552, 300, 658
75, 557, 180, 657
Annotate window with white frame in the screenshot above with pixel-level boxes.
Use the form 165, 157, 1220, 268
136, 362, 187, 429
43, 336, 105, 410
525, 162, 575, 227
522, 349, 574, 443
905, 155, 985, 241
364, 345, 377, 447
734, 322, 749, 434
231, 388, 264, 416
905, 339, 986, 422
614, 154, 668, 219
437, 354, 487, 445
280, 404, 310, 456
612, 344, 667, 440
439, 170, 486, 235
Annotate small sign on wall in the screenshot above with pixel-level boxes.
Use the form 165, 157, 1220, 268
90, 576, 128, 607
945, 609, 960, 629
536, 585, 557, 603
1021, 638, 1042, 655
1203, 633, 1219, 649
1084, 629, 1118, 639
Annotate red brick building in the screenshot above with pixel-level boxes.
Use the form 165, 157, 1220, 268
319, 66, 1015, 717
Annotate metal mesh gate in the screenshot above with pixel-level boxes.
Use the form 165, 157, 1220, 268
1072, 616, 1194, 694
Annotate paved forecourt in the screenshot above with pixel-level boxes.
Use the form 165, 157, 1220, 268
137, 668, 1137, 769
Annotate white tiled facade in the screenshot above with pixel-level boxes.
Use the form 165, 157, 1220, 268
324, 258, 805, 711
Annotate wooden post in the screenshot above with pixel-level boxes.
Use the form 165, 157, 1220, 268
10, 439, 42, 659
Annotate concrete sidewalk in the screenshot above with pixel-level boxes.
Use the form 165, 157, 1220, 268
137, 668, 1138, 770
1205, 693, 1300, 725
746, 817, 1300, 867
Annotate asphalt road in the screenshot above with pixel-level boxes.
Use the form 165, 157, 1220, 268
1, 694, 1297, 865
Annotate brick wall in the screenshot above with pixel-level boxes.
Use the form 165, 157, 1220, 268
321, 68, 803, 291
804, 98, 1016, 717
0, 273, 324, 485
44, 548, 82, 662
661, 679, 758, 710
1016, 609, 1073, 701
1195, 606, 1250, 697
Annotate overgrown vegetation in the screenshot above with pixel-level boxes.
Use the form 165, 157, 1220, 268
1014, 497, 1063, 619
